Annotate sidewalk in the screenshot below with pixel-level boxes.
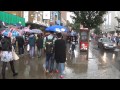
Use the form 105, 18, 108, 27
0, 42, 120, 79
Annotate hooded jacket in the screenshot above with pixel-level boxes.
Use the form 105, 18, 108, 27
28, 34, 36, 47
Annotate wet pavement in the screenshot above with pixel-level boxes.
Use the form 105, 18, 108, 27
0, 39, 120, 79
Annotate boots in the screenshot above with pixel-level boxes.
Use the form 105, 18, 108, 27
9, 61, 18, 76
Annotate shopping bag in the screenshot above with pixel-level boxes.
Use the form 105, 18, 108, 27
12, 46, 19, 60
27, 44, 30, 51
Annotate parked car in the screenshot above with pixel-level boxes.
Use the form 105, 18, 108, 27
98, 38, 117, 50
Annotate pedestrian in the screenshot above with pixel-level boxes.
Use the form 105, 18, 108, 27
28, 33, 36, 58
1, 36, 18, 79
70, 41, 76, 54
116, 36, 119, 46
55, 33, 66, 79
36, 34, 43, 58
43, 31, 56, 74
11, 37, 16, 51
17, 36, 24, 55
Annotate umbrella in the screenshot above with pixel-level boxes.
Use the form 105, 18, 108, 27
1, 29, 20, 37
45, 25, 67, 32
0, 27, 6, 31
28, 29, 43, 34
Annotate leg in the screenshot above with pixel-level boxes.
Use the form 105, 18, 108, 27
9, 61, 18, 76
39, 48, 42, 57
49, 54, 55, 73
29, 47, 32, 57
45, 54, 51, 71
18, 46, 20, 55
2, 62, 7, 79
22, 45, 24, 54
59, 63, 65, 75
55, 61, 59, 73
37, 48, 40, 57
31, 47, 35, 57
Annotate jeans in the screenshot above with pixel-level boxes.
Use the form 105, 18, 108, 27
37, 48, 42, 57
56, 63, 65, 75
29, 46, 35, 57
45, 53, 54, 72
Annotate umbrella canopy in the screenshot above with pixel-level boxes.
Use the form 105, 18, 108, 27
1, 29, 20, 37
22, 27, 30, 32
0, 27, 6, 31
28, 29, 43, 34
45, 25, 67, 32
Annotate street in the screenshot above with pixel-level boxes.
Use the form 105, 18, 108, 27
0, 39, 120, 79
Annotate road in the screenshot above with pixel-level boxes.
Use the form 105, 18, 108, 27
0, 39, 120, 79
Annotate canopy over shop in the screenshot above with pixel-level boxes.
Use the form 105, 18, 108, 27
0, 11, 25, 26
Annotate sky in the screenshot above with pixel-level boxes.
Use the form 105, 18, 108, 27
67, 12, 75, 23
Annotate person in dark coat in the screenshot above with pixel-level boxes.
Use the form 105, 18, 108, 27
1, 36, 18, 79
55, 33, 66, 79
17, 36, 24, 55
36, 34, 43, 58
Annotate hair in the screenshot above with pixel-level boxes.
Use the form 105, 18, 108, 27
49, 31, 54, 34
57, 33, 62, 38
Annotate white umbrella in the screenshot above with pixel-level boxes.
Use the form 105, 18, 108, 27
29, 29, 43, 34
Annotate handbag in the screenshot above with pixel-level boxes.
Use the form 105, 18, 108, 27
12, 46, 19, 60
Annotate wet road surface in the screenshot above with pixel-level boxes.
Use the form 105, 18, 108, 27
0, 40, 120, 79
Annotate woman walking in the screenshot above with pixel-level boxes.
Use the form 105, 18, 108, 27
55, 33, 66, 79
1, 36, 18, 79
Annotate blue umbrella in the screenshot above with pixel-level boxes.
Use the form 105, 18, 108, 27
45, 25, 67, 32
2, 29, 20, 37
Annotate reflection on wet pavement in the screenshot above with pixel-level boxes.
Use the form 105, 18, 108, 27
0, 40, 120, 79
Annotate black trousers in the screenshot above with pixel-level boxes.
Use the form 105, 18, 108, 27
2, 61, 16, 79
18, 45, 24, 55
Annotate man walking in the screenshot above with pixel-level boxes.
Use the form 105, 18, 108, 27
28, 33, 36, 58
55, 33, 66, 79
43, 31, 56, 74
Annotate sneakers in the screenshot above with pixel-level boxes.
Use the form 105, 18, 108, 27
60, 75, 64, 79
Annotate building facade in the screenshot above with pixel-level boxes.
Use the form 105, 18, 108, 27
61, 11, 67, 26
100, 11, 120, 33
3, 11, 63, 27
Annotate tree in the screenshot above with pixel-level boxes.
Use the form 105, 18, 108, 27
71, 11, 107, 30
94, 27, 101, 35
115, 17, 120, 29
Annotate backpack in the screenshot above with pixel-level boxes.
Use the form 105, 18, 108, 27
45, 36, 54, 54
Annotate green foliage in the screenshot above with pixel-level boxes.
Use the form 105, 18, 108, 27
71, 11, 107, 30
94, 27, 101, 35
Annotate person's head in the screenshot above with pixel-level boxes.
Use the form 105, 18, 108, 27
49, 31, 54, 34
57, 33, 62, 38
37, 34, 41, 38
